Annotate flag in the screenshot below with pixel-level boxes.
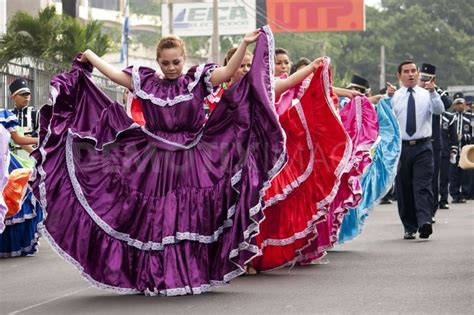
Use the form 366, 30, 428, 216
120, 0, 129, 65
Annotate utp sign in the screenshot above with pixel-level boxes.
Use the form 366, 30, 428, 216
266, 0, 365, 32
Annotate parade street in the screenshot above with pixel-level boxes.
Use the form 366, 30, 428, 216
1, 201, 473, 315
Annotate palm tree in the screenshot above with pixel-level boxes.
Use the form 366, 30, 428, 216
0, 6, 60, 64
50, 17, 110, 63
0, 6, 111, 67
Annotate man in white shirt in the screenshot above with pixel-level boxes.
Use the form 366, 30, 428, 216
388, 61, 444, 240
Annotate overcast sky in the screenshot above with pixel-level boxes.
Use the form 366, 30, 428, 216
365, 0, 381, 8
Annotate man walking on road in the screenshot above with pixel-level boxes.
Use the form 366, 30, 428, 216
388, 61, 445, 240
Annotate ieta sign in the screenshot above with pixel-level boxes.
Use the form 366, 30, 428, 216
162, 0, 256, 36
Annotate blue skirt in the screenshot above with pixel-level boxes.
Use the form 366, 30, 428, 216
339, 98, 401, 243
0, 153, 43, 257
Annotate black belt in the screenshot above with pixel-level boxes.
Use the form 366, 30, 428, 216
402, 137, 431, 146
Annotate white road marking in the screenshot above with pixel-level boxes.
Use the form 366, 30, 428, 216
9, 287, 91, 314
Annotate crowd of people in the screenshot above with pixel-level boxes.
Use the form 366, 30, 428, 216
0, 25, 472, 296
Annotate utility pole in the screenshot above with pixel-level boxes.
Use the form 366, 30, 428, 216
0, 0, 6, 36
211, 0, 219, 63
379, 45, 386, 90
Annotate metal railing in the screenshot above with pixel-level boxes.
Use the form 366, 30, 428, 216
1, 57, 123, 111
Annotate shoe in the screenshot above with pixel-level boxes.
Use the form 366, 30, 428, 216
403, 232, 416, 240
439, 202, 449, 209
452, 198, 467, 204
380, 199, 392, 204
418, 223, 433, 239
431, 216, 436, 224
245, 264, 258, 275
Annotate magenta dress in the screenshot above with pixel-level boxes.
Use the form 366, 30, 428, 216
30, 26, 286, 296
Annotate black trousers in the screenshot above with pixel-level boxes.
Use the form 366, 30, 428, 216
431, 148, 441, 216
449, 160, 471, 199
439, 155, 450, 203
396, 142, 434, 233
468, 169, 474, 198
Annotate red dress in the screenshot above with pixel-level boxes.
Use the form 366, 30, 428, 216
252, 59, 350, 271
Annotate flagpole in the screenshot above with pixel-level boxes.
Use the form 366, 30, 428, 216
120, 0, 129, 67
125, 0, 129, 67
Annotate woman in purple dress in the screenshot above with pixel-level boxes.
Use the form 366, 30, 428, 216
30, 26, 286, 296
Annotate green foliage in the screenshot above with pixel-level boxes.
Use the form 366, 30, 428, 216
0, 6, 111, 66
49, 18, 110, 63
0, 7, 60, 63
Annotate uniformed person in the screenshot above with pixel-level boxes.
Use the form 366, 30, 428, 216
9, 78, 38, 159
463, 95, 474, 199
417, 63, 451, 220
389, 60, 445, 240
448, 93, 472, 203
439, 110, 456, 209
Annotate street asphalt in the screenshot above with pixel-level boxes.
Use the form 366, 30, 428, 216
1, 200, 473, 314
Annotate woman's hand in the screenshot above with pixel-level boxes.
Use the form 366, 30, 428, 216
243, 29, 261, 45
312, 57, 324, 69
348, 89, 363, 98
78, 50, 91, 63
332, 87, 362, 99
368, 94, 384, 104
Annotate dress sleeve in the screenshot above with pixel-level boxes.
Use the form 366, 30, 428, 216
187, 63, 220, 95
122, 66, 157, 94
0, 110, 19, 132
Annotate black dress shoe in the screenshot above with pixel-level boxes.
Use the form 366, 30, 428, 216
452, 198, 467, 204
404, 232, 416, 239
439, 202, 449, 209
419, 223, 433, 239
380, 199, 392, 204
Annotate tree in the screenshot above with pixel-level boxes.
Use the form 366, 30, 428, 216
0, 6, 111, 66
0, 7, 60, 64
49, 17, 110, 63
381, 0, 474, 36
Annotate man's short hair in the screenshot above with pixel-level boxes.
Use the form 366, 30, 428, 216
397, 60, 418, 74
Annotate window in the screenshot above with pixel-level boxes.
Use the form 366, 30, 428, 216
90, 0, 120, 11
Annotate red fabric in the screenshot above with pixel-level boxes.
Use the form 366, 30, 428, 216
204, 85, 226, 114
252, 62, 349, 271
131, 98, 145, 126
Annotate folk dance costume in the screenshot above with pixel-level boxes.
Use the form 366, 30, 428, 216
252, 59, 351, 271
0, 110, 43, 257
0, 125, 9, 233
29, 26, 286, 296
298, 96, 378, 263
338, 97, 401, 243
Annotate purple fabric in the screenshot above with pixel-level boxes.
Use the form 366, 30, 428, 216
0, 125, 9, 233
30, 26, 286, 296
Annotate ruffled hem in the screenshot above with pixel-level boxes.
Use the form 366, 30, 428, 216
296, 96, 379, 261
253, 58, 352, 272
338, 98, 401, 244
0, 213, 43, 257
30, 25, 287, 295
0, 230, 41, 257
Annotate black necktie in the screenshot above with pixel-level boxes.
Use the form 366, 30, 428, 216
406, 87, 416, 136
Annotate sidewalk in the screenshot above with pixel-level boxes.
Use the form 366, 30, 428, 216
1, 200, 473, 314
